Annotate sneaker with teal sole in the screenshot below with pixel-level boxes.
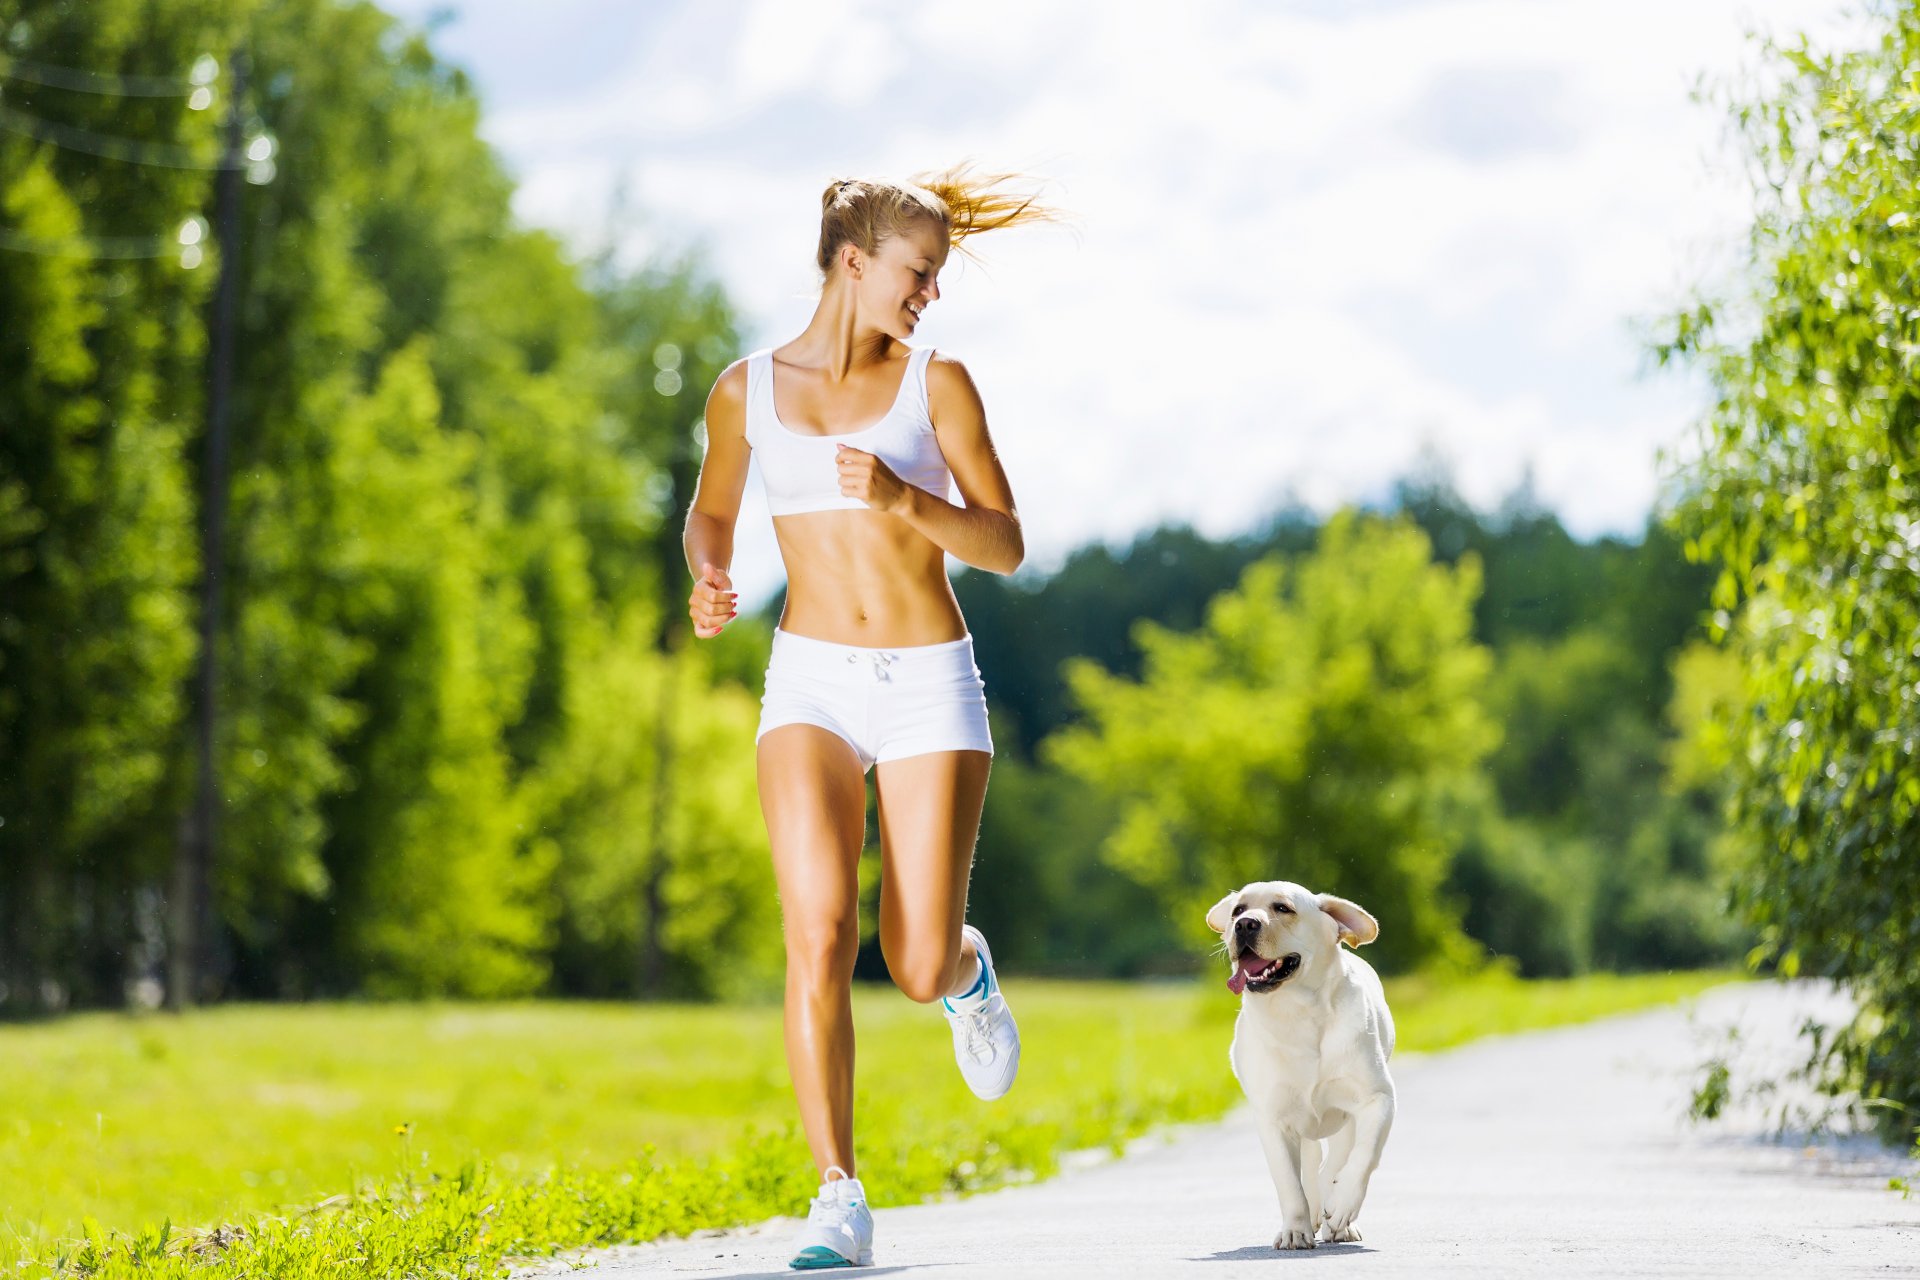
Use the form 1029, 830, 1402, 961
942, 924, 1020, 1101
788, 1169, 872, 1269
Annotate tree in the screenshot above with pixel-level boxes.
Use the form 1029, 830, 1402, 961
1659, 0, 1920, 1140
0, 1, 223, 1009
1047, 513, 1495, 971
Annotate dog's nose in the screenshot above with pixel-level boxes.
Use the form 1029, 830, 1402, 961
1234, 916, 1260, 941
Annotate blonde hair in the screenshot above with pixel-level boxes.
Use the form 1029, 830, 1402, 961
814, 163, 1061, 277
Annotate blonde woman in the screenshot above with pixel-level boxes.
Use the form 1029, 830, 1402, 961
685, 168, 1054, 1269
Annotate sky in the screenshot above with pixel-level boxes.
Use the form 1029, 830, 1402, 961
385, 0, 1863, 607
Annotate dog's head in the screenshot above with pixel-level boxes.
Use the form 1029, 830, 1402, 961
1204, 880, 1379, 996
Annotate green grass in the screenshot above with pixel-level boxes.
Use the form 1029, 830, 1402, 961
1, 969, 1736, 1276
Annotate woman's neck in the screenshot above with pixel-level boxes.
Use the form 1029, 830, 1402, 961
789, 286, 894, 382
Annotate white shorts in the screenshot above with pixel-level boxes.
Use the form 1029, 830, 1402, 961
756, 629, 994, 772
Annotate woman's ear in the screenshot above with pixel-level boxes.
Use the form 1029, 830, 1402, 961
1316, 894, 1379, 947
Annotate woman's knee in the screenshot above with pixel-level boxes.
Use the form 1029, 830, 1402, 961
886, 945, 963, 1004
784, 912, 860, 985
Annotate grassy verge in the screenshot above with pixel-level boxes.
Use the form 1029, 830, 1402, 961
2, 969, 1735, 1276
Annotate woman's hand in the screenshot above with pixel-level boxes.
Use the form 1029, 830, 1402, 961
688, 561, 737, 638
836, 444, 912, 514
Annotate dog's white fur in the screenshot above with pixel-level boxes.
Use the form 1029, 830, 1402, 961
1206, 880, 1396, 1250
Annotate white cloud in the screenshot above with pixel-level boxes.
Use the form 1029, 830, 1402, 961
403, 0, 1869, 605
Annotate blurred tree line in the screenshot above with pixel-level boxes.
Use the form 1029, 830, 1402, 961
0, 0, 779, 1010
1, 0, 1754, 1017
1658, 0, 1920, 1142
955, 483, 1743, 980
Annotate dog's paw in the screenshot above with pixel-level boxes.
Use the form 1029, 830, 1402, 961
1317, 1221, 1362, 1244
1320, 1185, 1364, 1236
1272, 1227, 1317, 1251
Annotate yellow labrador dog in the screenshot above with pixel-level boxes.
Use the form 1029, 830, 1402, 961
1206, 880, 1395, 1249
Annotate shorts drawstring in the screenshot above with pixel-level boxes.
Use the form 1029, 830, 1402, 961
846, 651, 896, 682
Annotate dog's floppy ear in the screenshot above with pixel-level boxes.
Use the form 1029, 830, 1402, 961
1317, 894, 1379, 947
1204, 892, 1238, 934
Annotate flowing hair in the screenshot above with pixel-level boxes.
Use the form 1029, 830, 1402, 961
814, 163, 1064, 277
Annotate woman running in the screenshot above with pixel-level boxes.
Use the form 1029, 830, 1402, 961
684, 167, 1054, 1269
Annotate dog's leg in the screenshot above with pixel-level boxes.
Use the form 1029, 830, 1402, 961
1318, 1120, 1360, 1243
1299, 1135, 1323, 1228
1254, 1115, 1316, 1250
1321, 1093, 1394, 1239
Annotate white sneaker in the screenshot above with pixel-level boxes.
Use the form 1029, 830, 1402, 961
942, 924, 1020, 1100
788, 1169, 873, 1270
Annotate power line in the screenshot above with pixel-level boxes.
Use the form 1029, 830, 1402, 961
0, 51, 272, 262
0, 102, 236, 170
0, 226, 187, 259
0, 52, 215, 97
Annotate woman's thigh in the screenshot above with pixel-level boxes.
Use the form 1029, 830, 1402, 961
757, 725, 870, 956
872, 750, 992, 970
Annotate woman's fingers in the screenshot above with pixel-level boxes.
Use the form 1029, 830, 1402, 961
836, 445, 891, 502
688, 566, 738, 639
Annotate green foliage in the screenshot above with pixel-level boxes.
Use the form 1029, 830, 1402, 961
1454, 628, 1746, 976
1445, 786, 1595, 977
527, 612, 776, 1001
1658, 1, 1920, 1142
0, 1, 223, 1006
1486, 628, 1644, 822
0, 0, 765, 1006
969, 750, 1181, 975
1048, 513, 1494, 971
955, 517, 1319, 753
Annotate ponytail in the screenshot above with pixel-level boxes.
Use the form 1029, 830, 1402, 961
815, 163, 1062, 276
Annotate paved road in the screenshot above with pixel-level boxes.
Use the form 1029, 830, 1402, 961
536, 983, 1920, 1278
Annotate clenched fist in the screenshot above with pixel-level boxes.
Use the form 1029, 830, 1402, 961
836, 444, 910, 514
688, 561, 736, 638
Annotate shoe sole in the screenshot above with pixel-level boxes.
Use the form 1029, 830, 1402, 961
789, 1246, 873, 1269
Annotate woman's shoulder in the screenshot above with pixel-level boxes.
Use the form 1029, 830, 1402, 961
710, 349, 771, 394
924, 347, 983, 403
703, 355, 755, 434
921, 349, 988, 436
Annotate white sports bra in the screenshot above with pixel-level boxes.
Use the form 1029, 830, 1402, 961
743, 345, 952, 517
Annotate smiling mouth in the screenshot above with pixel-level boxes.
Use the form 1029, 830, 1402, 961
1228, 950, 1301, 995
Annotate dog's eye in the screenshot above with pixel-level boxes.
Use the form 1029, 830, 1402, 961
1230, 903, 1247, 918
1272, 901, 1293, 914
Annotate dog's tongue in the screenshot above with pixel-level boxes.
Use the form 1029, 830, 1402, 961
1227, 952, 1263, 995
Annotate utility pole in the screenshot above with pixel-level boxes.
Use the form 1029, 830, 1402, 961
169, 48, 245, 1011
638, 409, 701, 998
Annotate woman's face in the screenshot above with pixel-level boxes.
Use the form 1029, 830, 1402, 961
853, 220, 948, 340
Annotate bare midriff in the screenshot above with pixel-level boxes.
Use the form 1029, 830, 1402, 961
773, 509, 967, 647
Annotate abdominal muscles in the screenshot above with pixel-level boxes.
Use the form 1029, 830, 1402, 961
772, 510, 967, 645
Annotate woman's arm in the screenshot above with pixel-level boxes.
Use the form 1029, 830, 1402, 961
835, 354, 1025, 575
684, 360, 751, 637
